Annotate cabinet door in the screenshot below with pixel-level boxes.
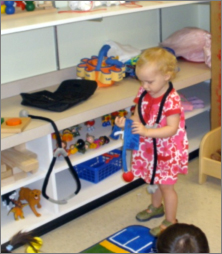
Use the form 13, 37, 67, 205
1, 27, 57, 84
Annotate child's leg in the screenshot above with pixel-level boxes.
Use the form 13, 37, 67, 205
136, 185, 164, 221
159, 184, 178, 223
151, 185, 163, 209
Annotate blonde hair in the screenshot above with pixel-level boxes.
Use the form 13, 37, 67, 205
136, 47, 178, 80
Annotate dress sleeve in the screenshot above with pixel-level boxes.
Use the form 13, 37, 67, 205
164, 91, 182, 117
133, 86, 144, 104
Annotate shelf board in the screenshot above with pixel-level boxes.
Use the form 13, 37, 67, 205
1, 1, 207, 35
1, 206, 57, 244
55, 150, 133, 215
1, 60, 211, 151
1, 169, 47, 196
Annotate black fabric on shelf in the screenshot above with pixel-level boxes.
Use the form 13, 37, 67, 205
20, 79, 97, 112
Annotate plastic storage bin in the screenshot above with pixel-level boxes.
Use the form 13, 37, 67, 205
75, 149, 122, 183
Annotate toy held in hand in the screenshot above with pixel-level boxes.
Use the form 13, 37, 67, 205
110, 119, 139, 183
122, 171, 134, 182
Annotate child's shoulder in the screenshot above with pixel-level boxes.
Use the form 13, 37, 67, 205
169, 89, 181, 101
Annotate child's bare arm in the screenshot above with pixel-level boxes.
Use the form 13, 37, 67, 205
132, 114, 180, 138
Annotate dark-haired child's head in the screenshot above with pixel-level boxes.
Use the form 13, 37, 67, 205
156, 223, 210, 253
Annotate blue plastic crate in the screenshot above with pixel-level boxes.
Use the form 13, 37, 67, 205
75, 149, 122, 183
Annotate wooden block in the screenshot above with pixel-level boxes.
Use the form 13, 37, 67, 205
1, 117, 31, 133
1, 163, 7, 172
1, 175, 15, 187
14, 171, 28, 181
13, 143, 27, 152
1, 155, 17, 169
12, 147, 38, 159
1, 149, 39, 172
12, 167, 23, 174
1, 167, 12, 179
1, 7, 57, 21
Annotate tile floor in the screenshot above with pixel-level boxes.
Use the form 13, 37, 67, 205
14, 158, 221, 253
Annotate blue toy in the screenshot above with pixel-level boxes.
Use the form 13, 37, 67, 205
110, 119, 139, 182
5, 1, 15, 14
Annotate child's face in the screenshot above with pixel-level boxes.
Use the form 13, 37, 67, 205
136, 64, 170, 98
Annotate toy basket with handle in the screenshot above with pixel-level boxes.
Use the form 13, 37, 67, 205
77, 45, 126, 88
75, 149, 122, 183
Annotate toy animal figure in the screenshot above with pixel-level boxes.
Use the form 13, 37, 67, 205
8, 199, 28, 221
18, 187, 42, 217
2, 190, 17, 211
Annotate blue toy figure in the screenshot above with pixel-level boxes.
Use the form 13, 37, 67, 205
5, 1, 15, 14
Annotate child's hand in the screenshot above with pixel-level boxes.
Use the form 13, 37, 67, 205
132, 121, 147, 136
115, 117, 126, 128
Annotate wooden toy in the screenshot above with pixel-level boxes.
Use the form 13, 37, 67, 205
7, 199, 28, 221
18, 187, 41, 217
1, 175, 15, 187
15, 1, 25, 10
77, 45, 126, 88
1, 3, 6, 13
1, 161, 7, 172
1, 165, 12, 179
1, 117, 31, 133
1, 1, 57, 20
1, 148, 39, 173
25, 1, 35, 11
5, 1, 15, 14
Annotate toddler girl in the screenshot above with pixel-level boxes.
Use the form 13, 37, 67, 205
115, 47, 188, 236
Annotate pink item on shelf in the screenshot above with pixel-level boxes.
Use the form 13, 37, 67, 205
160, 27, 211, 67
179, 94, 193, 112
187, 96, 205, 109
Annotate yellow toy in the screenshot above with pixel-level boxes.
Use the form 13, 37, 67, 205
26, 237, 43, 253
1, 4, 6, 13
7, 199, 28, 221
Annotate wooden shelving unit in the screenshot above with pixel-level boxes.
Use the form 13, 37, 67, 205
1, 1, 211, 244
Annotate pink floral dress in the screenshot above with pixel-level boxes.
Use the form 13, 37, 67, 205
131, 85, 189, 185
